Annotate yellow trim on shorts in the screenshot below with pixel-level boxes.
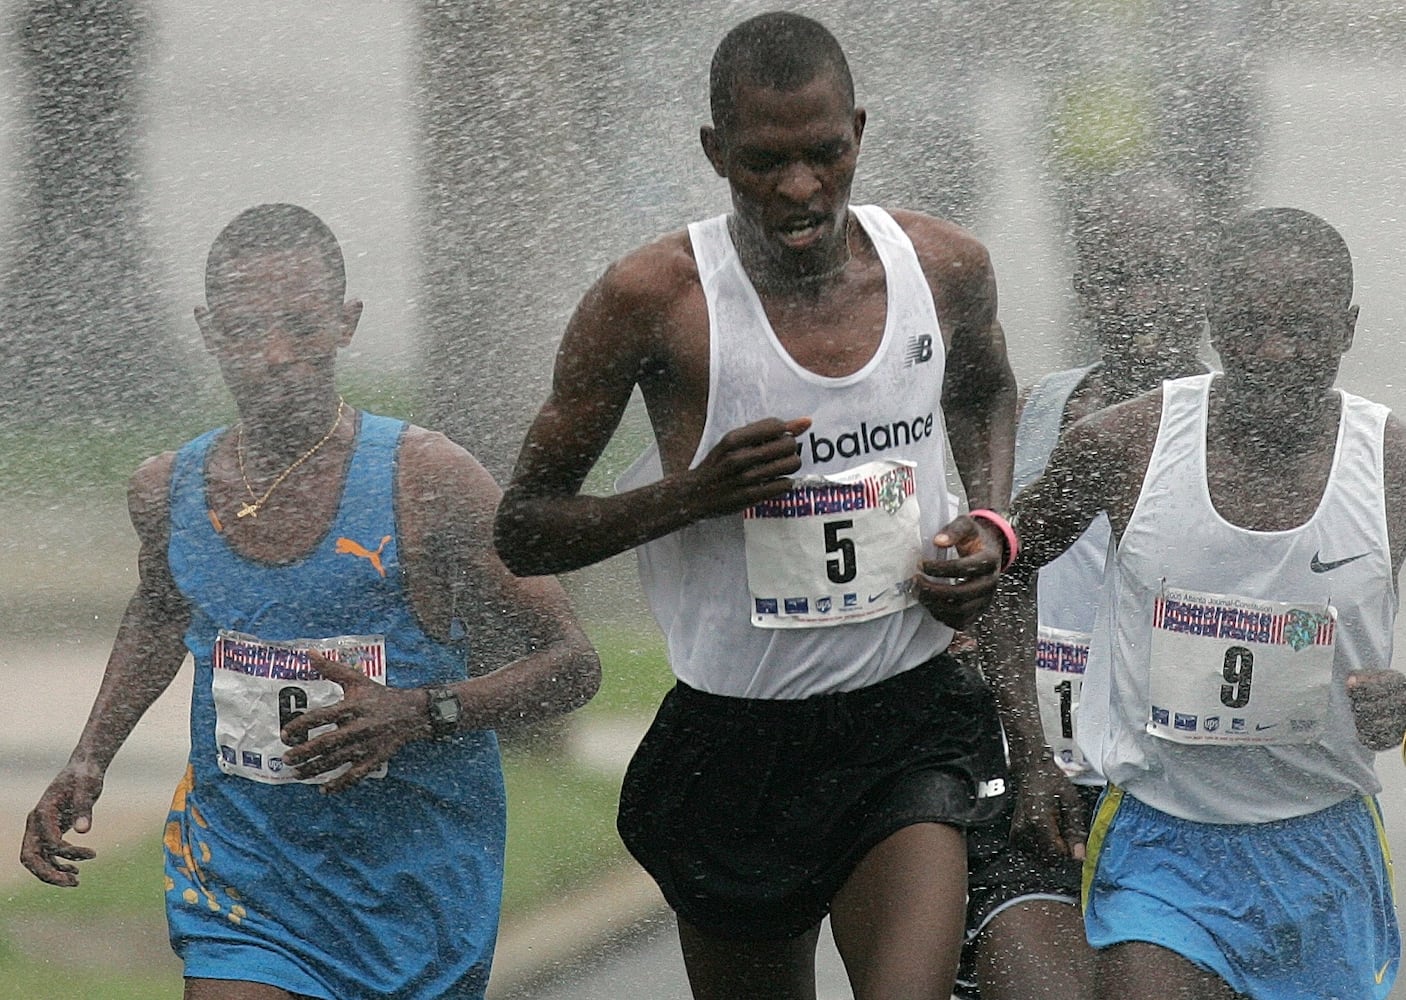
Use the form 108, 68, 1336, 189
1365, 794, 1395, 903
1081, 784, 1124, 913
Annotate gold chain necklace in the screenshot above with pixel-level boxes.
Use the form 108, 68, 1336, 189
234, 399, 346, 519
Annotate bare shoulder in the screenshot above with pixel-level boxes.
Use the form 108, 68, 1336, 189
588, 228, 699, 316
128, 451, 177, 538
555, 227, 703, 383
1066, 386, 1164, 460
1382, 409, 1406, 461
397, 425, 499, 516
885, 208, 996, 351
1057, 389, 1162, 494
885, 208, 993, 283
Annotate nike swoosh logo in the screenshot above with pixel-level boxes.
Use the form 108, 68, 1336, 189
1255, 722, 1278, 731
1310, 551, 1369, 573
1376, 959, 1392, 984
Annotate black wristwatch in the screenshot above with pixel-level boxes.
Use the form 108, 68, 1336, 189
425, 687, 462, 738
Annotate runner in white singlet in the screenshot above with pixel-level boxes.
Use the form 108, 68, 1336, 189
1001, 209, 1406, 999
497, 14, 1018, 1000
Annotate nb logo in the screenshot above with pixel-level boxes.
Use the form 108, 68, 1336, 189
904, 334, 934, 366
976, 777, 1006, 799
336, 535, 392, 578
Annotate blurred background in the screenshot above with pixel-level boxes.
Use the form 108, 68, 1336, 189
1, 0, 1404, 996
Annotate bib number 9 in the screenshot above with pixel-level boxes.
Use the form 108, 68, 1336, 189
1220, 645, 1254, 709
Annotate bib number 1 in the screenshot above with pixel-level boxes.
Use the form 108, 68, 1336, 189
1035, 626, 1091, 776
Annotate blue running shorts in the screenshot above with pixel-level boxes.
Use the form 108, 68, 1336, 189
1084, 786, 1399, 1000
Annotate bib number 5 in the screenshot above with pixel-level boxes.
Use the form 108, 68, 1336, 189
824, 519, 857, 584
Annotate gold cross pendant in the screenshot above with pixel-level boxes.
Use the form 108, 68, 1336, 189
236, 502, 260, 519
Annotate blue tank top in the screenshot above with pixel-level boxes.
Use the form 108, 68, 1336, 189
164, 412, 505, 999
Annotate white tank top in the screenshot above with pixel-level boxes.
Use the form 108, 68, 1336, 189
1015, 366, 1109, 784
618, 205, 955, 698
1083, 373, 1394, 822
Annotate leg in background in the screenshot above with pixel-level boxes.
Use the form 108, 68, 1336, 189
974, 897, 1096, 1000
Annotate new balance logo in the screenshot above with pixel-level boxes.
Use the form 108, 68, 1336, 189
804, 412, 936, 465
904, 334, 934, 366
976, 777, 1006, 799
336, 535, 391, 578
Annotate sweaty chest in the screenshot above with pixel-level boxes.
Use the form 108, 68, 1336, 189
763, 291, 888, 378
1206, 450, 1335, 533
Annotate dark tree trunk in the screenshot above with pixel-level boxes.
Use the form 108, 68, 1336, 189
0, 0, 185, 423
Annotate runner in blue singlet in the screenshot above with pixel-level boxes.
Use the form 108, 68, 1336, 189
20, 203, 600, 1000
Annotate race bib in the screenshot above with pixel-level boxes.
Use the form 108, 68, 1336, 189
1146, 588, 1336, 746
211, 631, 389, 784
744, 460, 921, 628
1036, 626, 1090, 775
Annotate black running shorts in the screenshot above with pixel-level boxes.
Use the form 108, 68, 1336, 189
617, 652, 1009, 940
952, 783, 1102, 999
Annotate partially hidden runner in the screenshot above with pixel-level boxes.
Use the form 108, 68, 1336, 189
959, 171, 1208, 1000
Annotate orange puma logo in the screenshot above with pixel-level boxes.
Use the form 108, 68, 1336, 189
336, 535, 391, 578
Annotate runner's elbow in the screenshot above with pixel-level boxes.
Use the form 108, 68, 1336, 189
493, 497, 553, 576
563, 646, 603, 712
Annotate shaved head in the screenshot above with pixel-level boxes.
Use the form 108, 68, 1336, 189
1213, 207, 1352, 306
206, 203, 346, 305
709, 12, 854, 135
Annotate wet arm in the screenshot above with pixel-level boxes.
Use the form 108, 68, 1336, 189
935, 241, 1017, 511
494, 262, 687, 576
1345, 415, 1406, 750
22, 455, 191, 884
980, 427, 1112, 773
63, 455, 192, 775
977, 422, 1125, 857
1382, 414, 1406, 576
495, 257, 802, 576
413, 432, 601, 728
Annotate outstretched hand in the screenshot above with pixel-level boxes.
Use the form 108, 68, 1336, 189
912, 514, 1004, 630
280, 650, 430, 793
1347, 669, 1406, 751
21, 765, 104, 886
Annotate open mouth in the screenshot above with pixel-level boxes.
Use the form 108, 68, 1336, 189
776, 215, 829, 249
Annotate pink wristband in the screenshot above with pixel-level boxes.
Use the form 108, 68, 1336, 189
969, 508, 1019, 571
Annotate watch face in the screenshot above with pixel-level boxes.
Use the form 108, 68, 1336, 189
430, 690, 461, 731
